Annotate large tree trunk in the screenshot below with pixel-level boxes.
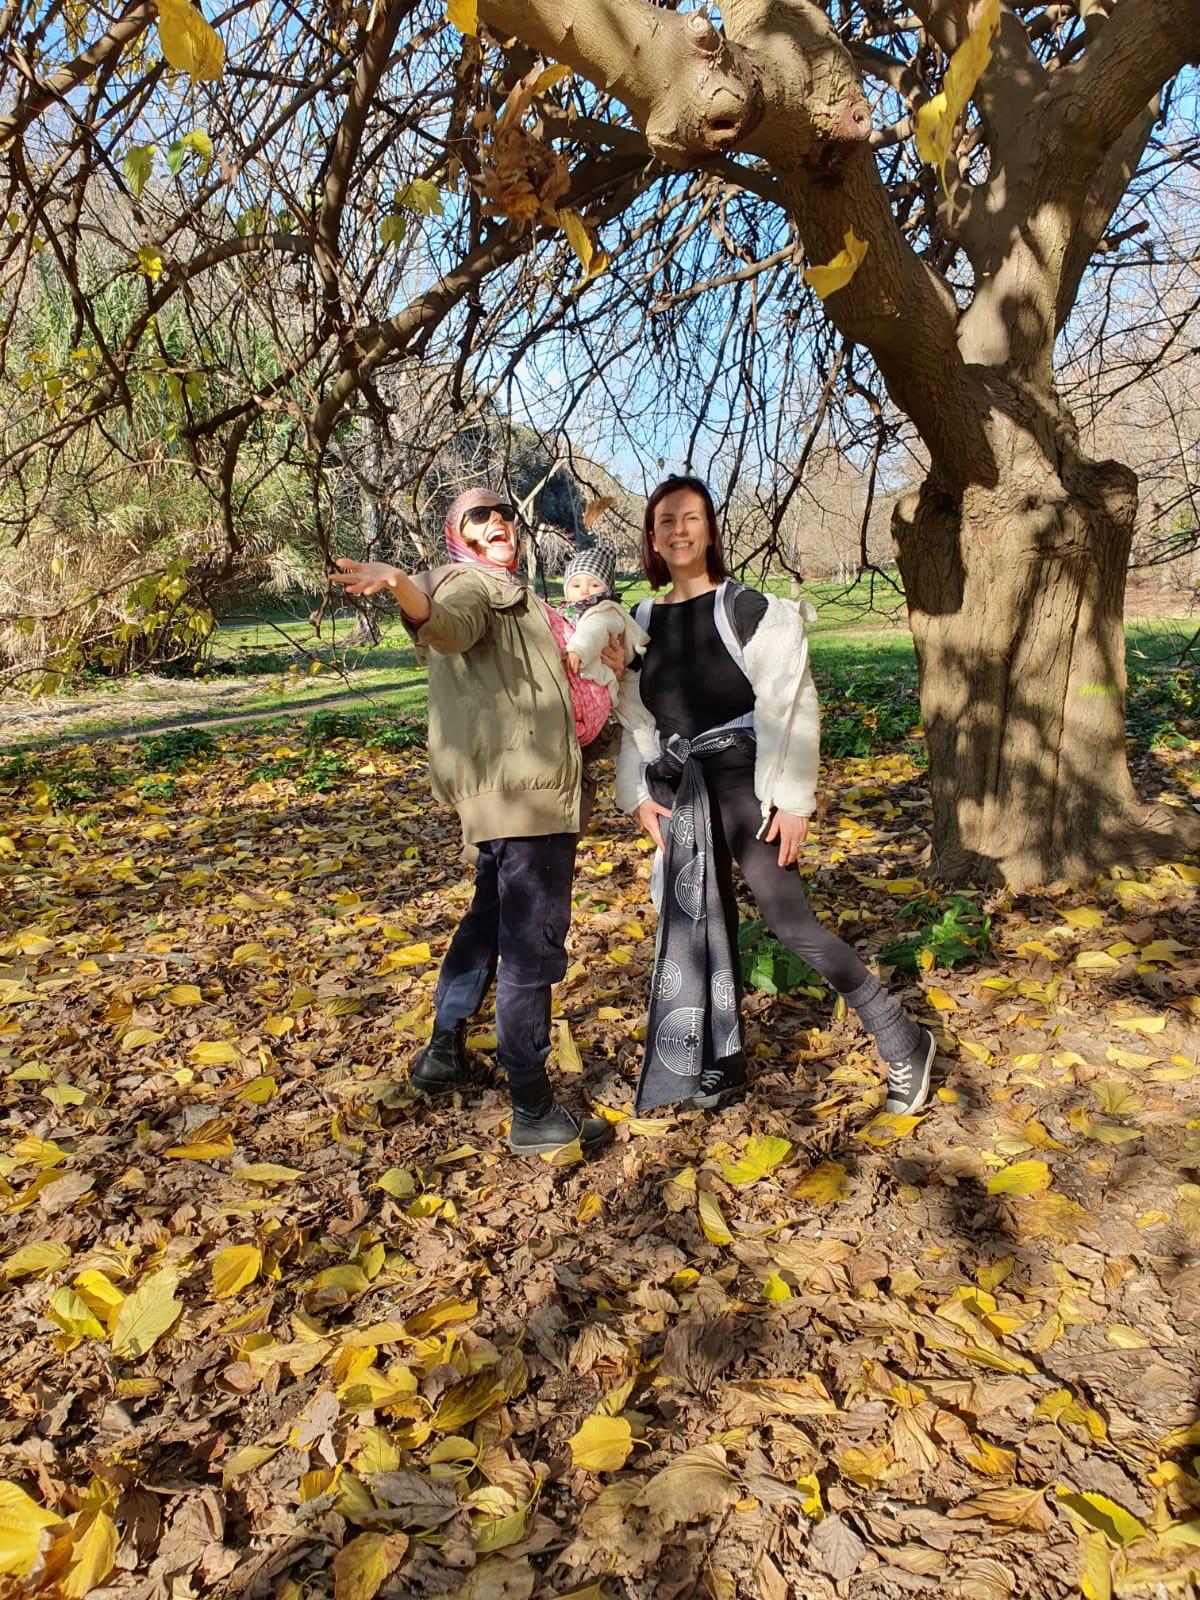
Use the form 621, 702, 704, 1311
893, 383, 1200, 888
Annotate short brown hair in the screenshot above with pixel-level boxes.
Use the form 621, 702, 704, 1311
641, 475, 729, 590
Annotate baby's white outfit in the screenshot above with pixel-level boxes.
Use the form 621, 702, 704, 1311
565, 599, 658, 759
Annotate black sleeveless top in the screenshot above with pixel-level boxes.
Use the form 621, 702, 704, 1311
636, 587, 769, 742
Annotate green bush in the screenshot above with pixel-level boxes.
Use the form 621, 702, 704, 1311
816, 664, 922, 757
141, 727, 216, 771
297, 750, 347, 793
880, 893, 992, 973
738, 917, 821, 996
306, 709, 369, 745
1126, 668, 1196, 751
366, 718, 426, 750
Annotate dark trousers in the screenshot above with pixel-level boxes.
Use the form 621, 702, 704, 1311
433, 833, 578, 1095
702, 751, 869, 995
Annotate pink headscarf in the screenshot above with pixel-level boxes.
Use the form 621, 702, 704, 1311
443, 487, 519, 572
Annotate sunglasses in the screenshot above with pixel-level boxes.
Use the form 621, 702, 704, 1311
461, 502, 515, 528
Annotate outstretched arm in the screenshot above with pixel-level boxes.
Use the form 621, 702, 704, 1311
330, 559, 431, 625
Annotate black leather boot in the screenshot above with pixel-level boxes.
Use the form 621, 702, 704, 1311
410, 1024, 471, 1095
507, 1101, 614, 1158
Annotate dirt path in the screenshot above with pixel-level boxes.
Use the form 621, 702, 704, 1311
1, 685, 406, 751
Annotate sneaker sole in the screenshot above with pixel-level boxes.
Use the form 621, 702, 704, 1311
687, 1085, 746, 1111
885, 1031, 935, 1115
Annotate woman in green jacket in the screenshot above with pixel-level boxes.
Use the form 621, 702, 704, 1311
331, 488, 615, 1160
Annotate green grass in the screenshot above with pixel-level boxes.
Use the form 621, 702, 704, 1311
2, 579, 1194, 756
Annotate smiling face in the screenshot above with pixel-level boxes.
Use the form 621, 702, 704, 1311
649, 488, 714, 580
564, 571, 609, 604
460, 503, 517, 568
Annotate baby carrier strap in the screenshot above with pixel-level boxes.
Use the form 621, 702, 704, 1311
637, 580, 759, 672
714, 578, 761, 677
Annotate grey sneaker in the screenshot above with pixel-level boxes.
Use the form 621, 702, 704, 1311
885, 1027, 935, 1115
507, 1101, 614, 1158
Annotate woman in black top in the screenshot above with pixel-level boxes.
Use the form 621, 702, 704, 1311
625, 475, 934, 1116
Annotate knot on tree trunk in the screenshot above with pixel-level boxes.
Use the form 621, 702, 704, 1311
644, 36, 763, 164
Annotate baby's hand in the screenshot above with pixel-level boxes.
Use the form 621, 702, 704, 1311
564, 650, 582, 675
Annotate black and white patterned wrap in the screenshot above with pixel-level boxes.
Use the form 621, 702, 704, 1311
635, 726, 753, 1111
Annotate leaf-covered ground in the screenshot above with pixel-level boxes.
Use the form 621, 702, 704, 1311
1, 723, 1199, 1600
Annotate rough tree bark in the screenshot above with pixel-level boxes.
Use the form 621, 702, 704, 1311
478, 0, 1200, 888
893, 382, 1193, 884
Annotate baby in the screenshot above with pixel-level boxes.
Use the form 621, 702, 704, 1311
560, 547, 657, 758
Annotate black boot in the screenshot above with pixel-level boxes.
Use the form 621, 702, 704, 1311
410, 1023, 471, 1095
507, 1100, 614, 1158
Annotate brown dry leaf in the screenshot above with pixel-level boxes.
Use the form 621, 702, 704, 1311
635, 1443, 738, 1529
3, 694, 1198, 1600
948, 1486, 1053, 1531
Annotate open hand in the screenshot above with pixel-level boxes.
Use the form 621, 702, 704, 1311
329, 557, 402, 597
764, 809, 809, 868
564, 650, 582, 675
635, 795, 673, 852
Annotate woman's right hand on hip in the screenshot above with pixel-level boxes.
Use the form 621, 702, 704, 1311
635, 796, 673, 851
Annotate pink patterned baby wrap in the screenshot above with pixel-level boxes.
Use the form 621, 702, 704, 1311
541, 602, 611, 747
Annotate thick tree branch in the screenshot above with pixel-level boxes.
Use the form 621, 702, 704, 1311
315, 0, 418, 316
1060, 0, 1200, 155
478, 0, 763, 163
1055, 104, 1156, 334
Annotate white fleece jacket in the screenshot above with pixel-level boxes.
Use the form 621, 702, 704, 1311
615, 586, 820, 822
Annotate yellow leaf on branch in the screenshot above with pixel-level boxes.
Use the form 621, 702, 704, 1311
913, 0, 1001, 194
156, 0, 225, 81
533, 64, 571, 94
446, 0, 477, 36
556, 208, 608, 285
803, 230, 868, 299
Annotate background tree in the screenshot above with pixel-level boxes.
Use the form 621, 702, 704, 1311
2, 0, 1198, 885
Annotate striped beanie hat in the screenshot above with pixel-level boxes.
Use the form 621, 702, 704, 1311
443, 487, 519, 572
563, 545, 616, 594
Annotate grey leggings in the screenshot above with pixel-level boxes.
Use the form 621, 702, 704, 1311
702, 751, 870, 995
